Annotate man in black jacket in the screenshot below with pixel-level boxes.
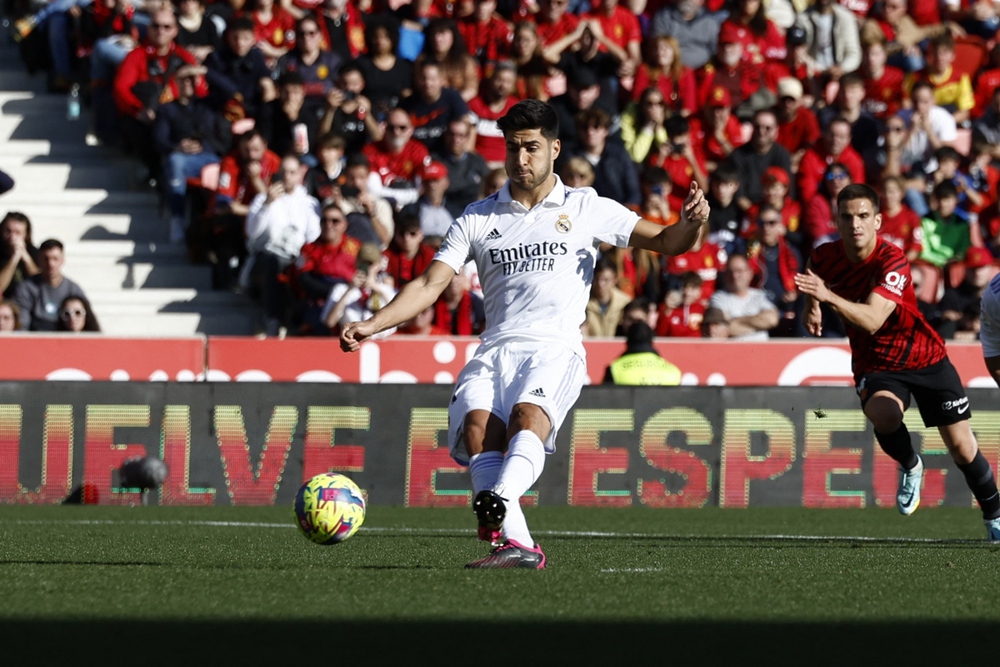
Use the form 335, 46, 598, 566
203, 16, 276, 122
154, 64, 232, 244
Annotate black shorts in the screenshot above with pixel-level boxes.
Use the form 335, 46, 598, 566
856, 358, 970, 427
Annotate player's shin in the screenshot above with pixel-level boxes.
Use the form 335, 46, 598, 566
874, 422, 920, 471
957, 451, 1000, 520
494, 430, 546, 546
469, 450, 504, 495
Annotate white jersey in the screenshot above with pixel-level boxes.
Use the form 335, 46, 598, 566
434, 176, 640, 357
981, 273, 1000, 358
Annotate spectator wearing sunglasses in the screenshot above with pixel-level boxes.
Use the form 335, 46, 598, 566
56, 296, 102, 333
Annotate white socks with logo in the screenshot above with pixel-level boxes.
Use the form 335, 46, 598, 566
493, 430, 545, 546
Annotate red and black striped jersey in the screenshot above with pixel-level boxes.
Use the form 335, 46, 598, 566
810, 238, 946, 379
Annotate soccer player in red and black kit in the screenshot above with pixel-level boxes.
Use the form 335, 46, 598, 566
795, 183, 1000, 541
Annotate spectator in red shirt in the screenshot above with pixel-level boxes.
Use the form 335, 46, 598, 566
363, 108, 432, 208
774, 77, 820, 173
749, 166, 803, 251
746, 204, 802, 331
663, 222, 727, 302
879, 175, 924, 261
631, 35, 697, 117
293, 202, 361, 333
650, 114, 708, 213
720, 0, 786, 67
382, 211, 437, 289
687, 85, 744, 170
434, 270, 486, 335
245, 0, 296, 67
113, 5, 204, 187
530, 0, 580, 47
458, 0, 513, 70
656, 271, 706, 336
468, 60, 520, 168
861, 39, 906, 121
583, 0, 642, 76
797, 117, 866, 204
206, 130, 282, 288
803, 161, 852, 249
695, 22, 766, 113
762, 25, 821, 103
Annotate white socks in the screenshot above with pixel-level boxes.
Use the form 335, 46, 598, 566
493, 430, 545, 546
469, 450, 504, 495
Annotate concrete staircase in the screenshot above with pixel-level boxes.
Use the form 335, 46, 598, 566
0, 39, 258, 335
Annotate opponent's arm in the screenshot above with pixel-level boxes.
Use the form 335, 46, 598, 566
628, 182, 709, 256
985, 356, 1000, 387
340, 259, 456, 352
794, 268, 896, 334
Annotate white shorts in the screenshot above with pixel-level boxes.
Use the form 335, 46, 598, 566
448, 341, 588, 465
982, 276, 1000, 358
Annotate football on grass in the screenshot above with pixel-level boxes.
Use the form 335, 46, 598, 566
294, 473, 367, 545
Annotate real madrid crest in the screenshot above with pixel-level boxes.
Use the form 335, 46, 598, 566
555, 214, 572, 233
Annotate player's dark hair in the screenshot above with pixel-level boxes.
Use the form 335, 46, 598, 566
497, 99, 559, 141
38, 238, 64, 253
837, 183, 880, 211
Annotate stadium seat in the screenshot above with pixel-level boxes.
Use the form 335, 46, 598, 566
912, 261, 944, 303
953, 36, 989, 78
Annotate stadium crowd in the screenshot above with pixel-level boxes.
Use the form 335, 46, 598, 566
4, 0, 1000, 338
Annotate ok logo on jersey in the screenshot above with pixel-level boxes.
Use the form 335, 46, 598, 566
882, 271, 907, 295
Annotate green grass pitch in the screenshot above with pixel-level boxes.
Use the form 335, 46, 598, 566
2, 505, 1000, 664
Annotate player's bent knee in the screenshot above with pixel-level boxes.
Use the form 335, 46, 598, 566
508, 403, 552, 442
463, 410, 507, 456
865, 394, 905, 433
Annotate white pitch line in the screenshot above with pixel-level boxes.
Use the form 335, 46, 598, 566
0, 519, 992, 544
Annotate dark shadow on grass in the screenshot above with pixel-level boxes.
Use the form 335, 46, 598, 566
0, 620, 994, 664
0, 560, 165, 566
547, 534, 999, 549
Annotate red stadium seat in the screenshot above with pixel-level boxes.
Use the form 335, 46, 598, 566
953, 36, 989, 78
912, 261, 944, 303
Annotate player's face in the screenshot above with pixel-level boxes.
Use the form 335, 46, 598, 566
504, 129, 559, 193
836, 197, 881, 255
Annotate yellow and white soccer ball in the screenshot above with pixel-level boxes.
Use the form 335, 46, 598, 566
293, 473, 366, 545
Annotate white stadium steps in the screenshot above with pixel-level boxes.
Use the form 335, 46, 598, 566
0, 39, 256, 335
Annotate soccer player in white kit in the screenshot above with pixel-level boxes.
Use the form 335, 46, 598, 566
981, 273, 1000, 386
341, 100, 709, 568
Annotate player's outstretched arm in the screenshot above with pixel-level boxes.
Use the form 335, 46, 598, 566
795, 269, 896, 335
628, 182, 710, 256
340, 260, 455, 352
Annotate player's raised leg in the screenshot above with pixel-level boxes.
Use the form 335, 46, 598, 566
864, 391, 923, 515
938, 421, 1000, 540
